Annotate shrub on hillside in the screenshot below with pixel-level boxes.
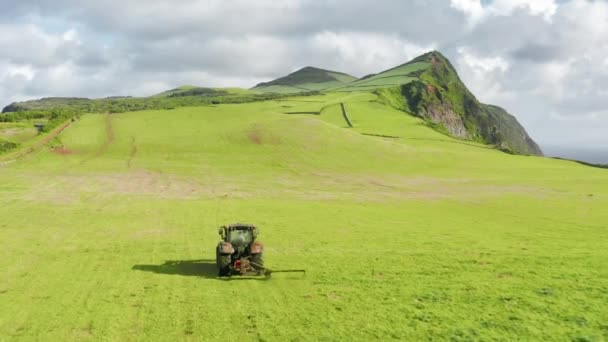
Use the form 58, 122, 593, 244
0, 140, 19, 153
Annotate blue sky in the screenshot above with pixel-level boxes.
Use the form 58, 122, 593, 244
1, 0, 607, 150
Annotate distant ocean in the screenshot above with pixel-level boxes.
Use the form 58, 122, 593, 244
542, 145, 608, 165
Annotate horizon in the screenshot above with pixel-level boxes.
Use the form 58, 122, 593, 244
1, 1, 607, 154
3, 49, 606, 164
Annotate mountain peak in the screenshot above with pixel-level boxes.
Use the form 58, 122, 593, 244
332, 50, 541, 155
253, 66, 358, 94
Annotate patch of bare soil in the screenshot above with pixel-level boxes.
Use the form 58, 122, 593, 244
61, 171, 251, 200
18, 168, 557, 206
51, 147, 74, 155
246, 123, 281, 146
18, 170, 257, 204
248, 129, 262, 145
305, 172, 555, 201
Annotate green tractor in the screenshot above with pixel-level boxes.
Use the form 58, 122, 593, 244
216, 223, 305, 278
216, 223, 265, 277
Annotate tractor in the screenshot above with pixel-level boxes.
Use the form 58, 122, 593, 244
215, 223, 305, 277
216, 223, 265, 277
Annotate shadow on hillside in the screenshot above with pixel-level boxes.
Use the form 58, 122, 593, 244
132, 259, 268, 281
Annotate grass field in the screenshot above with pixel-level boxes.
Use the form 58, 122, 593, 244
1, 92, 607, 341
332, 62, 429, 92
0, 122, 39, 144
253, 67, 358, 94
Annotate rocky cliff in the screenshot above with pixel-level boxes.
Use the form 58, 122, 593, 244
392, 51, 542, 156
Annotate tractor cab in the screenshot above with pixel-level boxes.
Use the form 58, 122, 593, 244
219, 224, 258, 250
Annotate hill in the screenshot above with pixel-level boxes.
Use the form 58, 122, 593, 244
2, 52, 541, 156
252, 66, 358, 93
346, 52, 542, 155
1, 87, 259, 114
1, 90, 607, 340
153, 86, 254, 98
250, 52, 542, 156
332, 60, 430, 92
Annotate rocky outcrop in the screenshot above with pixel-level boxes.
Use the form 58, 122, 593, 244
398, 51, 543, 156
425, 102, 469, 139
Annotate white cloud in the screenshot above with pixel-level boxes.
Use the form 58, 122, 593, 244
5, 64, 36, 81
489, 0, 557, 20
62, 29, 78, 42
450, 0, 485, 24
450, 0, 558, 24
456, 47, 512, 104
533, 60, 573, 100
458, 47, 509, 72
310, 31, 436, 76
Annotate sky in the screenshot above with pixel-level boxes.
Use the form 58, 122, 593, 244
0, 0, 607, 151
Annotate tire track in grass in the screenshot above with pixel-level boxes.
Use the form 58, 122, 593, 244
95, 114, 115, 157
126, 137, 137, 169
80, 114, 115, 165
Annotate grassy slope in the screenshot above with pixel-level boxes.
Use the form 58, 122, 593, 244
0, 122, 39, 144
332, 62, 428, 92
154, 86, 254, 97
1, 93, 607, 341
253, 67, 358, 93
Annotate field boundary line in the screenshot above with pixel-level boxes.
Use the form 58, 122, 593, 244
340, 103, 353, 128
361, 133, 400, 139
283, 111, 320, 115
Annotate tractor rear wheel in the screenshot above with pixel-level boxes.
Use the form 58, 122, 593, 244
252, 253, 264, 269
216, 248, 231, 277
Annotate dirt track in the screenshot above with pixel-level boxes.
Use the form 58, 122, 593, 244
0, 119, 75, 165
95, 114, 115, 157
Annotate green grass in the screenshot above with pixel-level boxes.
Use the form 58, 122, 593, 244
154, 86, 254, 97
0, 122, 39, 144
254, 67, 358, 94
333, 62, 429, 92
1, 92, 607, 340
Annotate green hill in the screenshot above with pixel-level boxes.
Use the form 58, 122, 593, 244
153, 86, 254, 97
252, 66, 358, 93
397, 52, 542, 155
1, 90, 607, 340
332, 52, 543, 156
332, 60, 430, 92
1, 52, 541, 156
251, 53, 541, 156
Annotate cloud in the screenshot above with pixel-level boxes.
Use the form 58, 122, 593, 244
510, 43, 563, 63
450, 0, 558, 24
309, 32, 437, 76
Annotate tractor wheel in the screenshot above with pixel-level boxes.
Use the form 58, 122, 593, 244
216, 248, 231, 277
252, 253, 264, 269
